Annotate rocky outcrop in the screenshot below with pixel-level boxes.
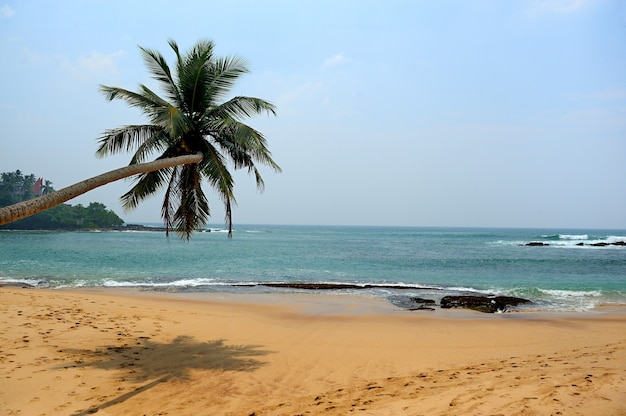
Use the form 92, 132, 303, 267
0, 282, 34, 288
262, 282, 365, 290
110, 224, 168, 232
256, 282, 533, 313
407, 297, 437, 311
386, 294, 532, 313
526, 241, 625, 247
387, 296, 436, 311
260, 282, 442, 291
440, 295, 531, 313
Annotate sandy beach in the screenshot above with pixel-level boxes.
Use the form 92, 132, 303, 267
1, 287, 625, 415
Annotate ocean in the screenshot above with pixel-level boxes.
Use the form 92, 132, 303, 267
1, 225, 625, 312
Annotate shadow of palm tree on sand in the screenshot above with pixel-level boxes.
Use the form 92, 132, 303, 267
57, 335, 271, 415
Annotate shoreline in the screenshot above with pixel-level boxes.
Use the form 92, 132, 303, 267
62, 285, 626, 318
2, 281, 624, 315
1, 287, 625, 415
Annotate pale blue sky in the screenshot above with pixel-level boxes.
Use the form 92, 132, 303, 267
1, 0, 625, 229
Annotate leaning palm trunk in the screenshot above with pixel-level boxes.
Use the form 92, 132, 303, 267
0, 153, 202, 226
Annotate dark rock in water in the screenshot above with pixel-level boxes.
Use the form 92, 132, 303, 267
387, 295, 436, 311
440, 295, 531, 313
260, 282, 442, 291
261, 282, 365, 290
110, 224, 168, 232
0, 282, 34, 288
575, 241, 625, 247
411, 297, 436, 305
524, 240, 626, 248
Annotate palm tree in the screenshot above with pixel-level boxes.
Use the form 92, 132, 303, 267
41, 180, 54, 195
0, 39, 280, 238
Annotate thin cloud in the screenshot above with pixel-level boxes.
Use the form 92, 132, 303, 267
526, 0, 588, 16
562, 105, 626, 128
279, 80, 325, 104
19, 46, 48, 65
62, 50, 126, 79
591, 88, 626, 101
0, 4, 15, 19
322, 53, 346, 69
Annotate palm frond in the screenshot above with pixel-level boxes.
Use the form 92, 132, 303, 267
96, 125, 166, 157
139, 46, 182, 106
136, 84, 192, 138
120, 166, 173, 210
185, 39, 214, 64
167, 39, 181, 60
128, 129, 172, 164
223, 195, 233, 238
232, 123, 281, 171
176, 42, 214, 116
161, 165, 180, 236
213, 96, 277, 120
99, 85, 159, 110
213, 122, 281, 172
208, 56, 249, 102
172, 164, 210, 239
200, 117, 280, 193
199, 142, 236, 236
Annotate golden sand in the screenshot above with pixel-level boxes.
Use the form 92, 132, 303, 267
1, 288, 625, 415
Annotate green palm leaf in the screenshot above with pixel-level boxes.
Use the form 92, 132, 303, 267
139, 45, 182, 106
96, 125, 166, 157
121, 166, 173, 210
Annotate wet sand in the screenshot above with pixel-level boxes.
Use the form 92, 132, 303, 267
1, 287, 625, 415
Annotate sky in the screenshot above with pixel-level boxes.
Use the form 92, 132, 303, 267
1, 0, 625, 229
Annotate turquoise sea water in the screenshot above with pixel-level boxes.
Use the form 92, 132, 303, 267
1, 225, 625, 312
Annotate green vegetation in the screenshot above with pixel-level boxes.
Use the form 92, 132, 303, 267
0, 39, 278, 238
0, 170, 124, 230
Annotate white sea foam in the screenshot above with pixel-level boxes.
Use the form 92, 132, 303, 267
559, 234, 588, 240
539, 289, 602, 298
540, 234, 560, 239
489, 240, 527, 246
534, 289, 605, 311
514, 233, 626, 248
101, 278, 219, 287
553, 238, 625, 248
445, 286, 489, 294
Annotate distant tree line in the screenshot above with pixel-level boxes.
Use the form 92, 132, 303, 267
0, 170, 124, 230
